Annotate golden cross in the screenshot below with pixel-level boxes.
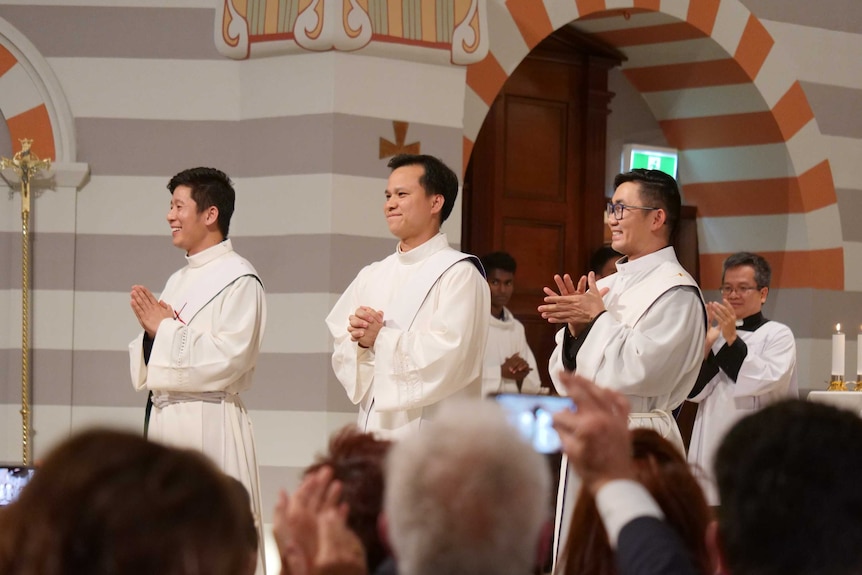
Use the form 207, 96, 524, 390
379, 121, 420, 159
1, 138, 52, 215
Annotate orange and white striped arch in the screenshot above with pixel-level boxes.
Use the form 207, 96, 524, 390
463, 0, 842, 291
0, 18, 76, 164
0, 44, 55, 161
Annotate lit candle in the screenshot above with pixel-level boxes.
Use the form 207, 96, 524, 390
858, 325, 862, 378
832, 323, 845, 377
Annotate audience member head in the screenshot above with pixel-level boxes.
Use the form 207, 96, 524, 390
612, 169, 681, 244
563, 429, 712, 575
167, 166, 236, 239
384, 401, 551, 575
589, 245, 621, 280
0, 429, 255, 575
480, 251, 518, 317
387, 154, 459, 224
304, 426, 392, 572
715, 400, 862, 575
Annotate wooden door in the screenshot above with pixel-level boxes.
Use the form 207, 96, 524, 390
463, 30, 622, 390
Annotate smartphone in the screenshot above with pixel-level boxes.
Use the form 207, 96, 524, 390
491, 393, 576, 454
0, 465, 35, 506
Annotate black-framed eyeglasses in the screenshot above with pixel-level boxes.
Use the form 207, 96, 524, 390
720, 285, 762, 296
606, 202, 660, 221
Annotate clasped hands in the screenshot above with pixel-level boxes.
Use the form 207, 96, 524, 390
130, 285, 174, 338
348, 306, 384, 349
704, 299, 738, 357
538, 272, 609, 337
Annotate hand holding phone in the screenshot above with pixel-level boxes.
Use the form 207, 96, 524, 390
491, 393, 576, 454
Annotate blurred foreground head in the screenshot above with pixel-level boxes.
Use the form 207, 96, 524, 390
716, 399, 862, 575
385, 400, 551, 575
0, 429, 255, 575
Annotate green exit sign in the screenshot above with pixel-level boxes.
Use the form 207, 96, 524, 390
622, 145, 678, 179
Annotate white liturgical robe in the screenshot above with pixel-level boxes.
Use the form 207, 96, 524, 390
688, 313, 797, 504
129, 239, 266, 572
548, 246, 705, 564
326, 233, 490, 439
482, 307, 542, 395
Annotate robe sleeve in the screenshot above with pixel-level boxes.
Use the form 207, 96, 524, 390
136, 276, 266, 393
325, 265, 377, 405
687, 351, 720, 402
518, 323, 543, 395
372, 261, 490, 412
732, 324, 796, 398
575, 286, 705, 400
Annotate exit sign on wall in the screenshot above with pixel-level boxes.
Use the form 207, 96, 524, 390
621, 144, 678, 179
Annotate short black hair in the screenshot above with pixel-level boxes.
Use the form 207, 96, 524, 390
716, 400, 862, 575
589, 246, 621, 275
480, 251, 517, 275
613, 169, 681, 242
387, 154, 459, 223
167, 167, 235, 239
722, 252, 771, 288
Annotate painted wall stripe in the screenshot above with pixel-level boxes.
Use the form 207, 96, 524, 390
623, 58, 751, 92
660, 110, 784, 149
504, 0, 553, 50
465, 51, 507, 106
683, 160, 834, 216
772, 80, 815, 140
733, 13, 773, 80
594, 22, 707, 47
686, 0, 721, 35
700, 248, 843, 290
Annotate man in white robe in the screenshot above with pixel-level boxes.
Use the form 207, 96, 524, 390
687, 252, 797, 504
538, 169, 705, 561
479, 251, 541, 396
129, 167, 266, 574
326, 154, 489, 439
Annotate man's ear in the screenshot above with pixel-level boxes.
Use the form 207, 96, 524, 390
430, 194, 444, 215
651, 207, 667, 232
204, 205, 219, 227
706, 519, 729, 575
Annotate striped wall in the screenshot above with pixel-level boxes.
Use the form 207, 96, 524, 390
0, 6, 468, 571
463, 0, 862, 388
0, 2, 861, 567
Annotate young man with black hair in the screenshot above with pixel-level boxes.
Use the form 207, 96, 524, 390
326, 154, 489, 438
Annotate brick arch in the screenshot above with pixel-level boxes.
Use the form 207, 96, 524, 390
0, 17, 76, 163
463, 0, 841, 291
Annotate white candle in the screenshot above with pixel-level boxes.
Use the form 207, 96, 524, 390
858, 325, 862, 378
832, 323, 845, 377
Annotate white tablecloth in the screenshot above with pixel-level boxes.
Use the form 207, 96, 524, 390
807, 391, 862, 416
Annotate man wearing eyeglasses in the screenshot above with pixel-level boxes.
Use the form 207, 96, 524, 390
686, 252, 797, 505
539, 169, 706, 559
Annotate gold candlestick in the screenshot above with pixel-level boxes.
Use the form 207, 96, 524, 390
855, 378, 862, 392
827, 375, 847, 392
1, 138, 51, 465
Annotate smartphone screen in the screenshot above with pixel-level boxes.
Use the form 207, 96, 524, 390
0, 465, 35, 506
492, 393, 576, 454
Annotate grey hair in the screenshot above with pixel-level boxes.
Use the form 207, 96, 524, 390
384, 400, 551, 575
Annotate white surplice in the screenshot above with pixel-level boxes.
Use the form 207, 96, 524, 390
129, 239, 267, 573
547, 246, 705, 564
482, 307, 542, 395
687, 316, 798, 504
325, 233, 490, 439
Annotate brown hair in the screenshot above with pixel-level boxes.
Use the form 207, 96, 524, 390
562, 429, 713, 575
305, 426, 392, 573
0, 429, 254, 575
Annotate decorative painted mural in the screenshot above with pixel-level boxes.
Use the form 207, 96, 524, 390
216, 0, 487, 64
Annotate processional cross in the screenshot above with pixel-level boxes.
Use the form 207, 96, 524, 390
1, 138, 51, 464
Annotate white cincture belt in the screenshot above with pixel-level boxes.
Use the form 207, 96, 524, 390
151, 391, 231, 409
